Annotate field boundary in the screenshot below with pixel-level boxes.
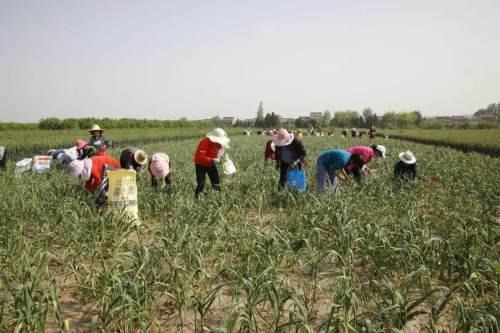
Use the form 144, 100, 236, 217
385, 134, 500, 157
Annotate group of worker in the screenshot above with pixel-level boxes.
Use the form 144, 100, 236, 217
265, 128, 420, 192
45, 125, 172, 202
3, 124, 421, 203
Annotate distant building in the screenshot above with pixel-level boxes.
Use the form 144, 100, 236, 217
223, 117, 237, 125
475, 113, 497, 121
309, 112, 323, 122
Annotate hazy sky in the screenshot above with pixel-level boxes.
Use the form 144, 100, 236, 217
1, 0, 499, 122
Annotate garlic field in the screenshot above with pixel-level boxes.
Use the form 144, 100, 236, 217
0, 135, 499, 332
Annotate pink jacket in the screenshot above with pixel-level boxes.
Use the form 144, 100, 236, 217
346, 146, 374, 172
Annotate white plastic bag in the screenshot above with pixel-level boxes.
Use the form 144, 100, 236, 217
32, 155, 51, 173
223, 159, 236, 175
15, 158, 32, 175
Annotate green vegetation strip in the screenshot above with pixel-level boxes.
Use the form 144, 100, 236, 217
0, 127, 244, 160
381, 129, 500, 157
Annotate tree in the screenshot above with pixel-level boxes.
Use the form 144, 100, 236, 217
321, 110, 332, 127
412, 111, 423, 126
362, 108, 373, 128
255, 101, 264, 127
211, 116, 224, 127
331, 111, 360, 127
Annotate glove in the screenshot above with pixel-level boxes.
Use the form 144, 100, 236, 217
213, 158, 221, 165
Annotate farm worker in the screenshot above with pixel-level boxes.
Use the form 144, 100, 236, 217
369, 127, 376, 139
148, 153, 172, 189
346, 145, 386, 181
341, 128, 348, 138
120, 148, 148, 173
193, 128, 230, 198
351, 128, 358, 138
0, 146, 6, 170
316, 149, 364, 192
264, 140, 276, 163
394, 151, 420, 181
272, 128, 307, 190
296, 129, 303, 140
68, 155, 120, 191
88, 125, 111, 156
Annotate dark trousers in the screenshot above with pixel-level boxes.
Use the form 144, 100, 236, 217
195, 164, 220, 197
278, 162, 291, 189
151, 173, 172, 189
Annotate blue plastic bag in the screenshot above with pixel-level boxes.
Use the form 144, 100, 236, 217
287, 168, 307, 192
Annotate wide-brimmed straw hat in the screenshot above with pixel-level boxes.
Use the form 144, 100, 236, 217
207, 128, 230, 149
272, 128, 294, 147
149, 153, 170, 179
134, 149, 148, 165
399, 150, 416, 164
375, 145, 386, 158
89, 124, 103, 134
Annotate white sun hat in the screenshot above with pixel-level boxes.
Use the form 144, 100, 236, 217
399, 150, 417, 164
207, 128, 230, 149
375, 145, 386, 158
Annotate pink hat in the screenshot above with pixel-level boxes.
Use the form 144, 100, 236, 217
74, 139, 88, 151
272, 128, 294, 147
149, 153, 170, 179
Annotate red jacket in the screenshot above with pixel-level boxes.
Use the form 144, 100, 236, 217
85, 156, 120, 191
194, 137, 221, 167
264, 140, 276, 160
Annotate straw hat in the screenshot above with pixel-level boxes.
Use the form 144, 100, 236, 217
272, 128, 294, 147
375, 145, 386, 158
89, 124, 103, 134
207, 128, 230, 149
133, 149, 148, 165
399, 150, 416, 164
149, 153, 170, 179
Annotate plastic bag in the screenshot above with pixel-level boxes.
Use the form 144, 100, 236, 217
32, 155, 51, 173
107, 169, 140, 225
15, 158, 32, 175
221, 153, 236, 175
287, 167, 306, 192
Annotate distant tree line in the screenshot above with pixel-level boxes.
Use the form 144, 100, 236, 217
37, 117, 213, 130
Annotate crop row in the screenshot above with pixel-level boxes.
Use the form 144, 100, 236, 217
0, 135, 499, 332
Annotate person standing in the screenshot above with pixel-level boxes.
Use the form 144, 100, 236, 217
193, 128, 230, 198
394, 151, 420, 181
120, 148, 148, 173
88, 125, 111, 156
272, 128, 307, 190
316, 149, 364, 192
